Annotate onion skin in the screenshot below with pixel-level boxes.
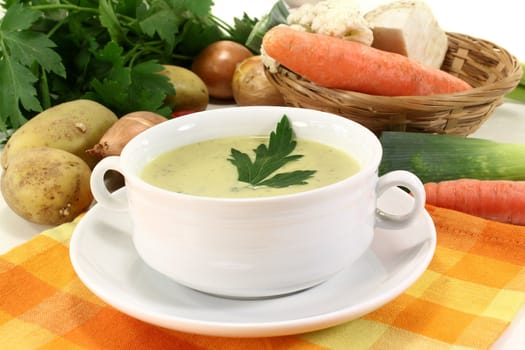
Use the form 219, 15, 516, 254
232, 55, 285, 106
87, 111, 167, 157
192, 40, 253, 100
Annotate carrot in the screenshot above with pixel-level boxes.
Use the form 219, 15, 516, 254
424, 179, 525, 226
262, 25, 471, 96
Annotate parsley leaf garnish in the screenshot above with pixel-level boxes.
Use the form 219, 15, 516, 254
228, 115, 316, 188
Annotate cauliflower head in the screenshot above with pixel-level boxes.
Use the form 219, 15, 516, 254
287, 0, 373, 45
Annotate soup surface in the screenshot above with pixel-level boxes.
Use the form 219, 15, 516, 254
141, 136, 360, 198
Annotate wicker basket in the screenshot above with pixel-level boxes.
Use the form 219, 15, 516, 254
265, 32, 522, 136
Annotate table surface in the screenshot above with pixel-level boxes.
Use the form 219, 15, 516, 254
1, 1, 524, 348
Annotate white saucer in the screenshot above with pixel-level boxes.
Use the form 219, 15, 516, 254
70, 187, 436, 337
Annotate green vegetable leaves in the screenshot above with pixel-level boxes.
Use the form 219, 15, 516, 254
0, 0, 258, 132
228, 115, 316, 188
84, 42, 174, 116
0, 3, 65, 131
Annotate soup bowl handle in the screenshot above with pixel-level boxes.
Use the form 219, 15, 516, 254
90, 156, 129, 212
374, 170, 426, 230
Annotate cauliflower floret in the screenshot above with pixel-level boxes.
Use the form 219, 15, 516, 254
260, 45, 280, 74
287, 0, 373, 45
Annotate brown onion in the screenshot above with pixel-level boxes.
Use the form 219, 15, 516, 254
87, 111, 167, 157
191, 40, 253, 100
232, 55, 285, 106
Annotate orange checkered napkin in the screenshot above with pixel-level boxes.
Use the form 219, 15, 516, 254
1, 205, 524, 350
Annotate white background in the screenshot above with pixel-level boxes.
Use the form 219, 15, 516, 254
1, 1, 524, 349
213, 0, 524, 62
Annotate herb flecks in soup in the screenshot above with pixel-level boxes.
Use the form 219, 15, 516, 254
141, 140, 360, 198
141, 116, 359, 198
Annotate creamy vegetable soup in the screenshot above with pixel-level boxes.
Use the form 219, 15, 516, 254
141, 136, 360, 198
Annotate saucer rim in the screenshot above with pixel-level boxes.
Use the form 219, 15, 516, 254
70, 187, 436, 337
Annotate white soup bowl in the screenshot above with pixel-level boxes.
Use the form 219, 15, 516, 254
90, 106, 425, 298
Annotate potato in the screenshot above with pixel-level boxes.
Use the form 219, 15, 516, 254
1, 147, 93, 225
232, 56, 285, 106
1, 99, 118, 170
159, 65, 209, 112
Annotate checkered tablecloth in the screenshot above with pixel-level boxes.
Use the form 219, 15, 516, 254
1, 205, 524, 349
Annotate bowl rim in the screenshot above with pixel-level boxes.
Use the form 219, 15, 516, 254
119, 106, 383, 203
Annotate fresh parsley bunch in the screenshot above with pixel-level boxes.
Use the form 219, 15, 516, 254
0, 0, 257, 132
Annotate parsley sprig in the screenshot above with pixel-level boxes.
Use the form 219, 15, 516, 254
228, 115, 316, 188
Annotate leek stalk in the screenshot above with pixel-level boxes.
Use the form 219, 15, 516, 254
379, 132, 525, 183
245, 0, 289, 54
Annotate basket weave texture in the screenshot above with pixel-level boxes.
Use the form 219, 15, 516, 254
265, 32, 522, 136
